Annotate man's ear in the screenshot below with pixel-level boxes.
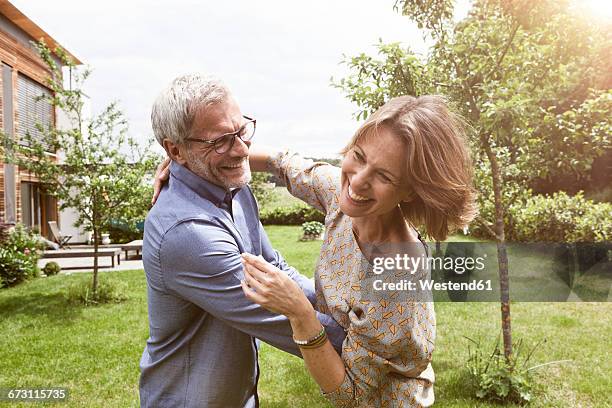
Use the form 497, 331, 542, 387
163, 139, 188, 166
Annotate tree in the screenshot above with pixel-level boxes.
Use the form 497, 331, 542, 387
1, 42, 159, 296
333, 0, 611, 360
250, 172, 276, 208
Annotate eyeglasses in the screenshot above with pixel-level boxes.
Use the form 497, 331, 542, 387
185, 115, 256, 154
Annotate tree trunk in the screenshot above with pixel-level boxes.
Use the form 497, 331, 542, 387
483, 136, 513, 361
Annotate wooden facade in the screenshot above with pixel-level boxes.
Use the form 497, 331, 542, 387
0, 1, 81, 238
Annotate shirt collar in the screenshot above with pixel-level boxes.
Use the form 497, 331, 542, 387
169, 160, 240, 208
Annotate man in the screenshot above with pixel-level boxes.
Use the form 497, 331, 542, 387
139, 73, 345, 408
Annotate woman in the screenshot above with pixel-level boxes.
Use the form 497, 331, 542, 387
240, 95, 477, 407
153, 95, 476, 407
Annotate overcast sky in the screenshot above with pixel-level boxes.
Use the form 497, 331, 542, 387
12, 1, 464, 157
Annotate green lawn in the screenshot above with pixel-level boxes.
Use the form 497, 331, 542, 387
0, 226, 610, 407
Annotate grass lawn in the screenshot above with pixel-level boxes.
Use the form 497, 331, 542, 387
0, 226, 610, 407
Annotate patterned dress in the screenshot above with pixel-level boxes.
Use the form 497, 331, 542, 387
268, 152, 436, 407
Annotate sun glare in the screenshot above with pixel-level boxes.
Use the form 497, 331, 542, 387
577, 0, 612, 20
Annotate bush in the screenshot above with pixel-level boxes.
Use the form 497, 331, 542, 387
472, 192, 612, 242
107, 224, 143, 244
0, 223, 44, 288
510, 192, 611, 242
302, 221, 325, 235
260, 203, 324, 225
66, 278, 129, 306
301, 221, 325, 241
43, 261, 61, 276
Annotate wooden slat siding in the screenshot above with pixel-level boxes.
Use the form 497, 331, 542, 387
0, 7, 65, 227
0, 62, 3, 130
0, 168, 4, 220
0, 62, 3, 221
0, 27, 50, 86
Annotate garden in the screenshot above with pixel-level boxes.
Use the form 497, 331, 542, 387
1, 0, 611, 406
0, 225, 610, 407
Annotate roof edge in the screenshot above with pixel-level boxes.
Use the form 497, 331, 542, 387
0, 1, 82, 65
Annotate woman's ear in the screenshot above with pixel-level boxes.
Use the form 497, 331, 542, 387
400, 187, 415, 204
163, 139, 188, 166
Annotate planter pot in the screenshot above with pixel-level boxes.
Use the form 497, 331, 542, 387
101, 233, 111, 245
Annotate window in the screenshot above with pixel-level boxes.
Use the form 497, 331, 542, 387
16, 73, 53, 151
20, 182, 56, 237
20, 182, 40, 229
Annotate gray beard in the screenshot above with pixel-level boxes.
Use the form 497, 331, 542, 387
186, 151, 251, 189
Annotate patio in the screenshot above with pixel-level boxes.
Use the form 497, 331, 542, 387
38, 244, 143, 273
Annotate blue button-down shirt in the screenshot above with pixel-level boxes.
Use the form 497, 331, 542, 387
139, 161, 345, 408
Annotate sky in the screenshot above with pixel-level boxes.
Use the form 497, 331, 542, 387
11, 1, 452, 157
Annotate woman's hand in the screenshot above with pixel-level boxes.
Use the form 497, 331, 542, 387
241, 253, 314, 320
242, 253, 347, 394
151, 157, 171, 205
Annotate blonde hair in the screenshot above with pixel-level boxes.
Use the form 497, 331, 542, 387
341, 95, 478, 241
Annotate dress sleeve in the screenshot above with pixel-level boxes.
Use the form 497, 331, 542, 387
267, 150, 341, 214
324, 261, 436, 407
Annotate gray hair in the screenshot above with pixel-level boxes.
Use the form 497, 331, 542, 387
151, 73, 231, 146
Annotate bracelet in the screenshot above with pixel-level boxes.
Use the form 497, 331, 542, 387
293, 325, 328, 349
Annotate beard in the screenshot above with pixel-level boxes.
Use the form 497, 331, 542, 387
186, 150, 251, 189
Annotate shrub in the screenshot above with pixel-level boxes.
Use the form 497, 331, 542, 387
43, 261, 61, 276
260, 203, 324, 225
472, 192, 612, 242
0, 223, 43, 288
302, 221, 325, 235
107, 224, 143, 244
510, 192, 611, 242
66, 278, 129, 306
301, 221, 325, 240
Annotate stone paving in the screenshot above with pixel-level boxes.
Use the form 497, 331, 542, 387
38, 252, 143, 274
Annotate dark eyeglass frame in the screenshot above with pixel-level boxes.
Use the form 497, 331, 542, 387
185, 115, 256, 154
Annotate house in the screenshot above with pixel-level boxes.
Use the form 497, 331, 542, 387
0, 0, 81, 239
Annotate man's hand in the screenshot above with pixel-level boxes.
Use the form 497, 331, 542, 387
151, 157, 171, 205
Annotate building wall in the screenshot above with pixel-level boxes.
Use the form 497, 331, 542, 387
0, 12, 59, 237
56, 101, 91, 243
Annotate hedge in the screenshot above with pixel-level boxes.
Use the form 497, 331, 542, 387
473, 192, 611, 242
260, 204, 325, 225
